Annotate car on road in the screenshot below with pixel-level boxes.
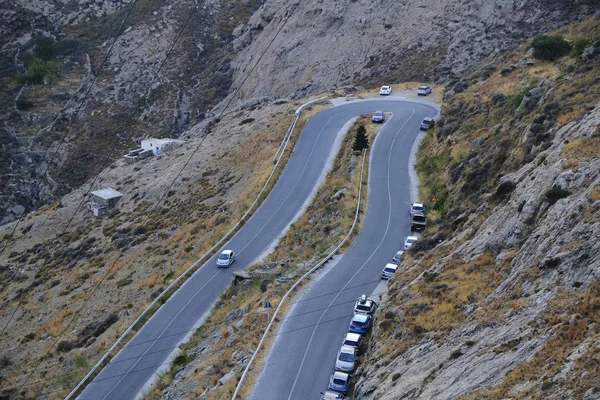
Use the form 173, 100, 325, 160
216, 250, 235, 267
411, 212, 426, 232
335, 345, 357, 372
349, 313, 373, 334
420, 117, 435, 130
354, 294, 378, 315
404, 236, 418, 250
418, 85, 432, 96
320, 391, 346, 400
410, 202, 425, 217
328, 371, 351, 394
391, 250, 403, 264
379, 85, 392, 95
381, 263, 399, 280
342, 332, 364, 352
371, 110, 385, 123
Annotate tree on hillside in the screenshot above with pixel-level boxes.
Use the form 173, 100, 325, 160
531, 35, 571, 61
352, 124, 369, 151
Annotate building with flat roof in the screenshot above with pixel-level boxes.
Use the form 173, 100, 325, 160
88, 188, 123, 216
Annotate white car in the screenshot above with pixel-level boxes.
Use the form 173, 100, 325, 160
391, 250, 403, 264
335, 345, 357, 372
404, 236, 418, 251
381, 263, 399, 280
216, 250, 235, 267
417, 85, 432, 96
342, 332, 363, 351
410, 202, 424, 217
379, 85, 392, 95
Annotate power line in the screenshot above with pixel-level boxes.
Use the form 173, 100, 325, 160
10, 3, 199, 398
0, 277, 382, 384
10, 272, 497, 395
0, 0, 143, 338
0, 0, 139, 261
19, 0, 304, 397
6, 310, 359, 395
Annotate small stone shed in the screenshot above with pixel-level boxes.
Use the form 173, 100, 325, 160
88, 188, 123, 216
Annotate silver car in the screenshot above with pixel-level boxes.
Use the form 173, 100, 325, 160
391, 250, 402, 264
342, 332, 363, 352
418, 85, 432, 96
371, 110, 385, 123
335, 345, 357, 372
216, 249, 235, 267
420, 117, 435, 130
410, 202, 424, 217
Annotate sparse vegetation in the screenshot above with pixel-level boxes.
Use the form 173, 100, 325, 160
571, 37, 592, 57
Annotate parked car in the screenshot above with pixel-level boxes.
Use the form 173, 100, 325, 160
410, 202, 425, 217
335, 345, 358, 372
410, 212, 426, 232
320, 391, 345, 400
404, 236, 418, 250
371, 110, 385, 123
349, 313, 373, 334
418, 85, 432, 96
391, 250, 403, 264
379, 85, 392, 95
354, 294, 378, 315
420, 117, 435, 130
328, 371, 351, 394
216, 250, 235, 267
381, 263, 399, 280
342, 332, 364, 352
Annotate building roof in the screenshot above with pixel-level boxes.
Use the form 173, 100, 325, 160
91, 188, 123, 200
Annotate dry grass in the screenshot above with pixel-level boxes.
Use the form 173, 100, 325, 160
405, 252, 500, 331
591, 185, 600, 202
42, 307, 74, 336
463, 282, 600, 399
561, 135, 600, 166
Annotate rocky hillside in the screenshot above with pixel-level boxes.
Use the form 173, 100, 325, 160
0, 0, 261, 224
0, 0, 594, 224
355, 17, 600, 399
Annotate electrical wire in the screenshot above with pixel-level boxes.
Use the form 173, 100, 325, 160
13, 0, 304, 397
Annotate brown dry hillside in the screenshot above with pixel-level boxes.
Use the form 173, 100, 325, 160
355, 16, 600, 400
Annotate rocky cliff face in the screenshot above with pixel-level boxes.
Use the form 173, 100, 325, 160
0, 0, 261, 224
0, 0, 594, 225
230, 0, 596, 99
355, 18, 600, 399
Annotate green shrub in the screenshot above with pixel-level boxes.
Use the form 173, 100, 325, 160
16, 97, 34, 110
23, 57, 57, 84
34, 36, 54, 61
172, 354, 188, 368
571, 37, 592, 58
531, 35, 571, 61
507, 81, 538, 109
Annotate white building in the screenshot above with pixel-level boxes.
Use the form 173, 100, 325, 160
141, 138, 186, 156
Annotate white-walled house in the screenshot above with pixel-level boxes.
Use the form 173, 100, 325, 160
141, 138, 186, 156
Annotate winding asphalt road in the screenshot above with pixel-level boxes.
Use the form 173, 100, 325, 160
249, 98, 437, 400
77, 98, 436, 400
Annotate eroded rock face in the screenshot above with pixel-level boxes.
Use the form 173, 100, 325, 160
354, 104, 600, 399
230, 0, 594, 100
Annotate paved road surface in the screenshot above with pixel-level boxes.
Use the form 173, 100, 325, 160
78, 98, 435, 400
249, 99, 437, 400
